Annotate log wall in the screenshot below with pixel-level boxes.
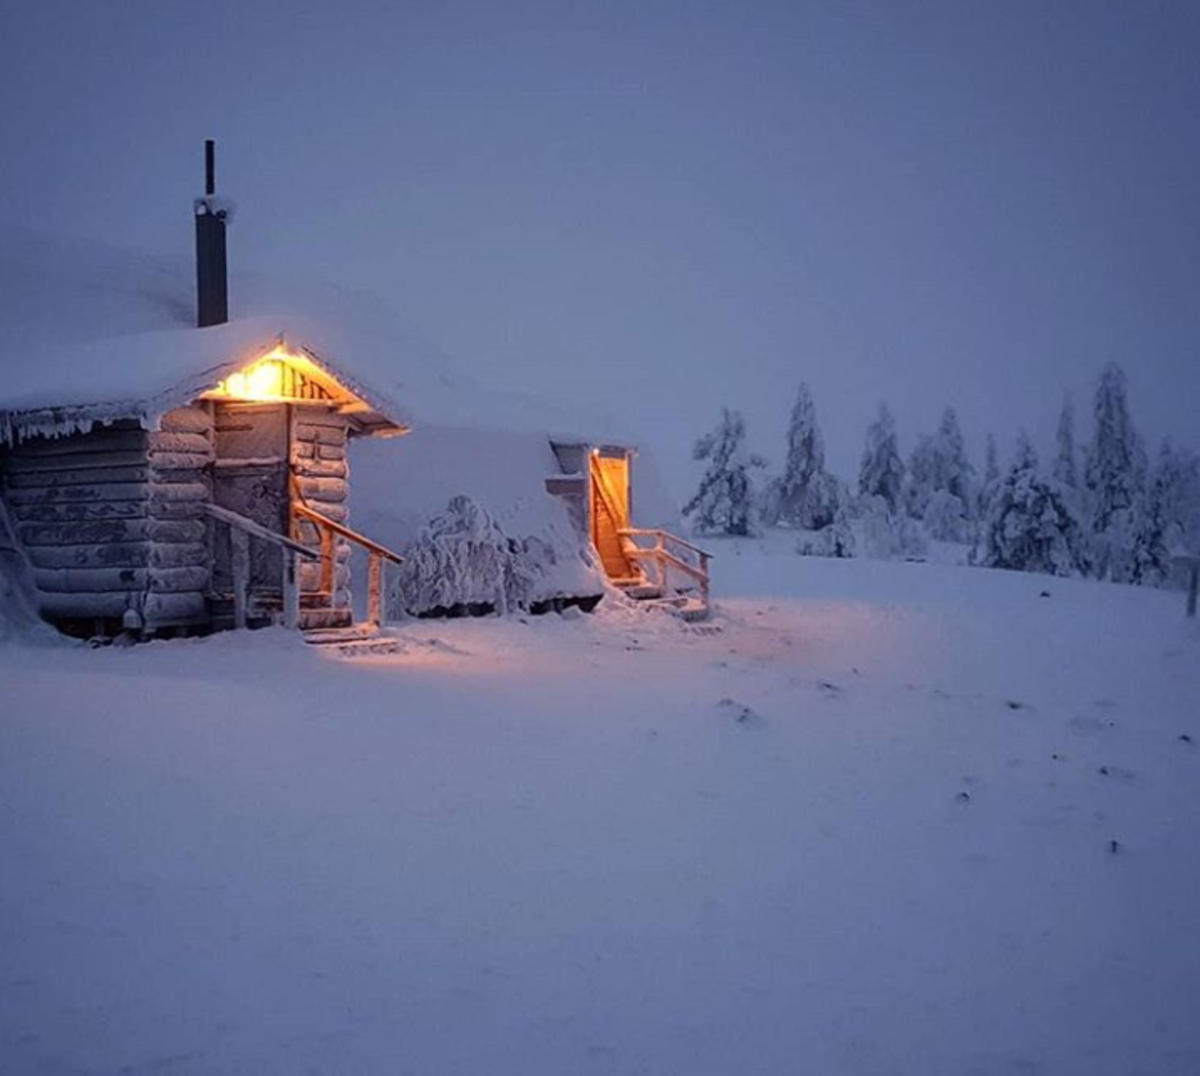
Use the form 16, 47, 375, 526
145, 405, 215, 627
0, 421, 158, 625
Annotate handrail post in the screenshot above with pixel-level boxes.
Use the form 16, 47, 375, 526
700, 552, 711, 614
1188, 562, 1198, 618
283, 548, 300, 630
231, 528, 250, 630
368, 553, 383, 629
319, 523, 334, 596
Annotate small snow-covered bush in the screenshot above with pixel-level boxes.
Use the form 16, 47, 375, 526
795, 505, 856, 559
922, 489, 971, 544
855, 495, 928, 561
393, 495, 550, 617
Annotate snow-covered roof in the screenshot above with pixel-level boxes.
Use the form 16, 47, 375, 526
0, 317, 407, 444
0, 226, 638, 447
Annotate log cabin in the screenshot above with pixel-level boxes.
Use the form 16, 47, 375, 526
0, 331, 408, 639
0, 143, 407, 640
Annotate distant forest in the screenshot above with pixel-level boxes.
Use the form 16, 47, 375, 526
685, 363, 1199, 586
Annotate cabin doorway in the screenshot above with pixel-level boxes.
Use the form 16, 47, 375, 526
211, 402, 290, 592
590, 450, 635, 580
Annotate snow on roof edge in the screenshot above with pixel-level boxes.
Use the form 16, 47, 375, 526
0, 320, 409, 445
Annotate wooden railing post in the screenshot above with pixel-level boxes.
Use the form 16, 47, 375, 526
1188, 562, 1198, 619
319, 523, 334, 596
368, 553, 383, 629
700, 552, 711, 614
283, 548, 301, 630
230, 528, 250, 630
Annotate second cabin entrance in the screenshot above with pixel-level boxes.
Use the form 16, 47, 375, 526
589, 448, 634, 580
212, 402, 290, 594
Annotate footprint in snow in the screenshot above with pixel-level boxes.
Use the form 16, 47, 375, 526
1097, 764, 1136, 782
718, 697, 764, 727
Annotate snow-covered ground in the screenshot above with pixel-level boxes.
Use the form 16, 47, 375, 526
2, 544, 1199, 1076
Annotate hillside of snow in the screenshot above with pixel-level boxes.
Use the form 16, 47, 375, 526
3, 545, 1198, 1075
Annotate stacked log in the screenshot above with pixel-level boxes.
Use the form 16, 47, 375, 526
145, 406, 215, 627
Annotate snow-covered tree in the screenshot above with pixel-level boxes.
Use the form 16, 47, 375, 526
978, 432, 1087, 577
976, 432, 1001, 519
393, 495, 545, 616
903, 406, 973, 540
1053, 393, 1078, 491
937, 406, 974, 510
858, 403, 905, 514
684, 408, 766, 537
1127, 440, 1178, 587
1084, 363, 1146, 581
765, 382, 840, 530
763, 383, 840, 530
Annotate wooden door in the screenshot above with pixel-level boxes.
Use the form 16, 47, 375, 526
212, 403, 289, 592
590, 452, 634, 579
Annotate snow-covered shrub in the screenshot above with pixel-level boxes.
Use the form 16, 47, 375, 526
858, 403, 905, 514
922, 489, 971, 543
795, 504, 856, 559
393, 495, 549, 617
855, 495, 928, 561
978, 434, 1087, 577
684, 408, 766, 537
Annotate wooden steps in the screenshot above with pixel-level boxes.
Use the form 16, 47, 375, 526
302, 623, 405, 657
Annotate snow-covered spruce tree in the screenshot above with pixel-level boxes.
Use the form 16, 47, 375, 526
1127, 440, 1178, 587
1084, 363, 1146, 581
766, 382, 840, 530
905, 433, 938, 520
684, 408, 766, 537
1167, 445, 1200, 553
392, 495, 544, 617
905, 406, 974, 540
858, 403, 905, 514
977, 432, 1001, 519
978, 432, 1087, 577
1053, 393, 1078, 492
937, 406, 974, 510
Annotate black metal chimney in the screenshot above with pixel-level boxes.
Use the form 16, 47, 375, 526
195, 139, 229, 327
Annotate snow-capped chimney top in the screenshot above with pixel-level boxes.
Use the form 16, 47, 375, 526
194, 139, 230, 328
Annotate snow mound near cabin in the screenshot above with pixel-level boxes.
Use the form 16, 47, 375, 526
353, 426, 605, 606
393, 495, 596, 616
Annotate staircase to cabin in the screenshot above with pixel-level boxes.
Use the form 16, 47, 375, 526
585, 458, 714, 622
611, 528, 714, 622
203, 499, 404, 643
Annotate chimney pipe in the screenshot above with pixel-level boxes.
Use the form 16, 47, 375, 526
195, 139, 229, 328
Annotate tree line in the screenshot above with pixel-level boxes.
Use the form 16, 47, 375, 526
683, 362, 1200, 585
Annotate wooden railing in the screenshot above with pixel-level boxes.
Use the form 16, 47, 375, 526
618, 528, 713, 617
291, 501, 404, 629
204, 503, 320, 631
